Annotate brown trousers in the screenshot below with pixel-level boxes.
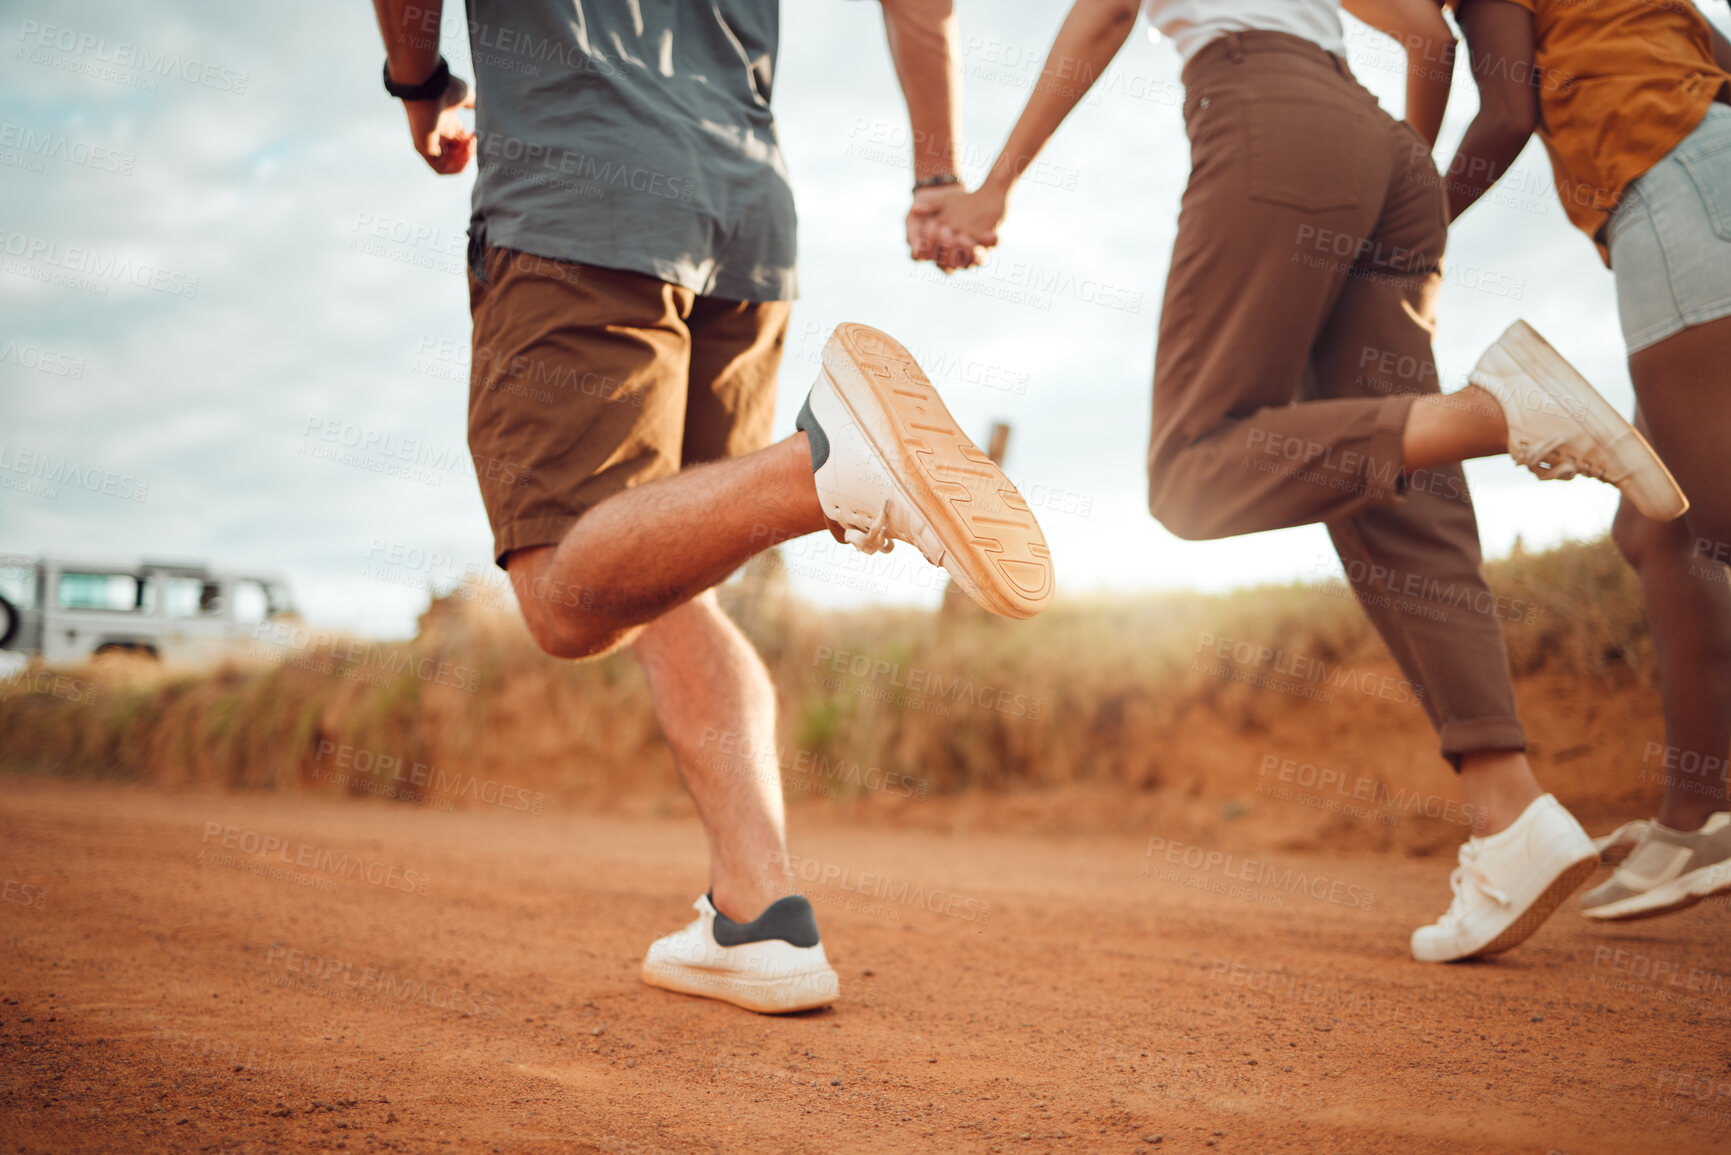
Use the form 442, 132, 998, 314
1149, 31, 1525, 761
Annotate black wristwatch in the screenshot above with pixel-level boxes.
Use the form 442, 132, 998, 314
383, 55, 450, 101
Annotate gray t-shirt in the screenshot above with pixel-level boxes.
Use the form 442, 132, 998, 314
465, 0, 796, 302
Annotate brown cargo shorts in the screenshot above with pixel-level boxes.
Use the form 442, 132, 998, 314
466, 247, 791, 565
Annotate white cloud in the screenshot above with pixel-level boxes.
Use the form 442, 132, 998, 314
5, 0, 1707, 635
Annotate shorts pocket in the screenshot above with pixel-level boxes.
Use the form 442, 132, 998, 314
1676, 107, 1731, 241
1244, 97, 1377, 214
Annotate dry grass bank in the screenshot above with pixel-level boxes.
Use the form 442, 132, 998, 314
0, 536, 1668, 849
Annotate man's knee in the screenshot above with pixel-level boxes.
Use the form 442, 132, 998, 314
520, 603, 620, 661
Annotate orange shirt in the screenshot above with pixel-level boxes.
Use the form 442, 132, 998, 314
1475, 0, 1731, 259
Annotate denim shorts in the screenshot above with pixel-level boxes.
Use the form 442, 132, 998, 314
1607, 102, 1731, 353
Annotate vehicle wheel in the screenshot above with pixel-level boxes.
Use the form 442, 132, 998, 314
0, 595, 16, 650
93, 642, 159, 661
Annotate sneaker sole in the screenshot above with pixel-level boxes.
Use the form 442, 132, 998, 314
1494, 321, 1687, 521
1471, 854, 1600, 958
819, 323, 1053, 619
1580, 859, 1731, 922
640, 958, 840, 1014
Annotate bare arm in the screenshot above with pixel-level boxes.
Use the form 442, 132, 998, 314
879, 0, 962, 183
371, 0, 475, 174
1440, 0, 1539, 222
923, 0, 1138, 253
879, 0, 977, 266
1342, 0, 1457, 145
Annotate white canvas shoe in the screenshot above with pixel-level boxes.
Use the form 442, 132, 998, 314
641, 894, 839, 1014
1411, 794, 1599, 962
1470, 320, 1686, 521
1580, 812, 1731, 922
796, 322, 1053, 619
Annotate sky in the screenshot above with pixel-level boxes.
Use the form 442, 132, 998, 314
5, 0, 1727, 638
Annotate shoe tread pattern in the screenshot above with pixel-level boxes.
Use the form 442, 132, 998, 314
1475, 856, 1597, 957
828, 322, 1052, 617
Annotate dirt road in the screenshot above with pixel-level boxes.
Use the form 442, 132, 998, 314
1, 778, 1727, 1154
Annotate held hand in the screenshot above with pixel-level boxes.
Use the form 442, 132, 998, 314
403, 73, 476, 175
914, 184, 1008, 271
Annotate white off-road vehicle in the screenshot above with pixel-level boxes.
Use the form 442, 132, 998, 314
0, 555, 295, 665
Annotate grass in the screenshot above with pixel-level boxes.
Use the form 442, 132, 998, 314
0, 536, 1662, 815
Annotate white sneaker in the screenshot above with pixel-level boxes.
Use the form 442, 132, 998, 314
1411, 794, 1598, 962
1470, 320, 1687, 521
796, 323, 1053, 619
641, 894, 839, 1014
1580, 812, 1731, 922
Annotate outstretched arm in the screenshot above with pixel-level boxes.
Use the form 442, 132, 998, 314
924, 0, 1139, 256
1439, 0, 1539, 222
371, 0, 475, 175
878, 0, 975, 267
1343, 0, 1457, 146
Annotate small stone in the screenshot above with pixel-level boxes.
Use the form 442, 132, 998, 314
590, 1026, 605, 1037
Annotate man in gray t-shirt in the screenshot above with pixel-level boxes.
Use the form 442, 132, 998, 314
366, 0, 1021, 1015
465, 0, 798, 302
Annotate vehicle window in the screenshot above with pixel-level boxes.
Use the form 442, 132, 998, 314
57, 572, 141, 612
265, 583, 293, 617
0, 557, 36, 611
231, 580, 269, 624
163, 577, 224, 618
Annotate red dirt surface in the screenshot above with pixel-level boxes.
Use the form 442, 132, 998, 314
2, 777, 1728, 1154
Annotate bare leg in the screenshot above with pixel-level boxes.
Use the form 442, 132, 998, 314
1402, 385, 1508, 471
1612, 499, 1731, 830
507, 433, 825, 660
632, 590, 788, 921
1458, 749, 1542, 836
1625, 315, 1731, 829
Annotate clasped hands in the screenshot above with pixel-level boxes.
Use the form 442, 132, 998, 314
905, 181, 1008, 273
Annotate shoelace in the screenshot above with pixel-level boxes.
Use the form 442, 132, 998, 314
1511, 433, 1613, 482
1437, 844, 1510, 928
843, 500, 896, 555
